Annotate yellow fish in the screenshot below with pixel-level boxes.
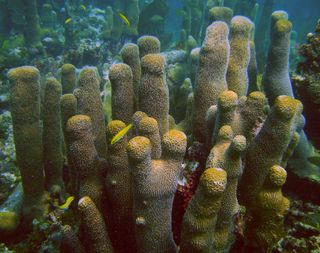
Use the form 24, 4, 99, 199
119, 13, 130, 26
65, 18, 72, 24
80, 4, 86, 11
111, 124, 132, 144
58, 196, 74, 210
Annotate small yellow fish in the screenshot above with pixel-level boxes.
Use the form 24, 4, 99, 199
80, 4, 86, 11
111, 124, 133, 145
119, 13, 130, 26
58, 196, 74, 210
65, 18, 72, 24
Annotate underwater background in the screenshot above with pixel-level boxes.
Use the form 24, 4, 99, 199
0, 0, 320, 252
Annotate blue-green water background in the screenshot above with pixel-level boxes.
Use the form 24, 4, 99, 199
167, 0, 320, 41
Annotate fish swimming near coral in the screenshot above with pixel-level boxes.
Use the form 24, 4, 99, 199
80, 4, 86, 11
119, 13, 130, 26
111, 123, 132, 144
65, 18, 72, 24
58, 196, 75, 210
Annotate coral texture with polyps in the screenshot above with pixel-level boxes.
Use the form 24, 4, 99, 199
105, 120, 136, 253
61, 63, 77, 94
137, 35, 161, 58
192, 21, 229, 143
42, 77, 65, 198
128, 130, 187, 253
4, 10, 308, 253
109, 63, 135, 124
263, 11, 294, 104
180, 167, 227, 253
8, 66, 45, 221
244, 165, 289, 252
227, 16, 253, 96
75, 68, 107, 158
139, 53, 169, 137
66, 115, 105, 211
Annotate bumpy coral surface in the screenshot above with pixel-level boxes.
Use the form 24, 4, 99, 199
1, 7, 317, 253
